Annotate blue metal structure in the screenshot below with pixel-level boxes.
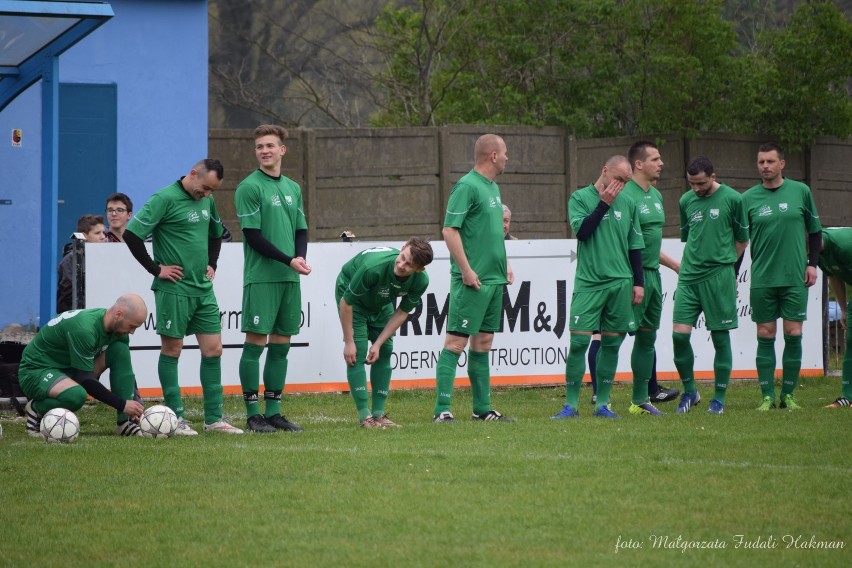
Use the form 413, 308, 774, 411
0, 1, 113, 324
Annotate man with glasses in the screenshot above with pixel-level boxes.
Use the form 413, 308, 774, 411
104, 193, 133, 243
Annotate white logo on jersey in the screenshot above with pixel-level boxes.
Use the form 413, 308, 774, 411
202, 210, 209, 220
639, 204, 650, 214
690, 210, 704, 224
489, 197, 497, 208
378, 288, 390, 298
187, 211, 200, 223
271, 195, 282, 207
758, 205, 772, 217
285, 195, 293, 205
710, 208, 720, 219
654, 203, 663, 212
614, 210, 622, 221
779, 203, 788, 212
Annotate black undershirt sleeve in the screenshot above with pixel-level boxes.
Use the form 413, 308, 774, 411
807, 231, 821, 267
242, 228, 293, 266
575, 201, 610, 240
124, 231, 160, 277
76, 370, 126, 412
629, 249, 645, 287
208, 236, 222, 271
294, 229, 308, 260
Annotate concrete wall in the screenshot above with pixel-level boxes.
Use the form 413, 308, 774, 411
210, 127, 851, 242
0, 0, 210, 328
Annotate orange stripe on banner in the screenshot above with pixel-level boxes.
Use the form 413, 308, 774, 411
133, 368, 823, 398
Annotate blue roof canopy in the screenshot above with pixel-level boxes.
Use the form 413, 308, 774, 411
0, 1, 113, 111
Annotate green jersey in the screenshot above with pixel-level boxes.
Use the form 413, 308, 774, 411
742, 178, 821, 288
569, 184, 644, 291
19, 309, 119, 376
678, 184, 750, 285
235, 169, 308, 285
338, 247, 429, 314
443, 170, 507, 285
819, 227, 852, 286
622, 180, 665, 270
126, 181, 223, 296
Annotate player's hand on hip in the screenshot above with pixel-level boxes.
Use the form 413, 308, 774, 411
804, 266, 817, 287
632, 286, 644, 305
158, 265, 183, 282
291, 257, 312, 275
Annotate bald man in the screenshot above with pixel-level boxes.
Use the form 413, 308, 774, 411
433, 134, 514, 423
20, 294, 147, 437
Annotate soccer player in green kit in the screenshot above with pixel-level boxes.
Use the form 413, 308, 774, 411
673, 157, 750, 414
21, 294, 146, 437
235, 124, 311, 433
818, 227, 852, 408
622, 141, 681, 415
552, 155, 645, 419
433, 134, 514, 423
125, 159, 243, 434
743, 143, 821, 411
336, 238, 433, 428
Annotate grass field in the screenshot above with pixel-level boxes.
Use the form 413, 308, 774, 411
1, 377, 849, 568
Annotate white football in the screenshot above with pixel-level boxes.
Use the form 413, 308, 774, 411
139, 405, 178, 438
40, 408, 80, 443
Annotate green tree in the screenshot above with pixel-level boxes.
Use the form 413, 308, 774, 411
741, 0, 852, 150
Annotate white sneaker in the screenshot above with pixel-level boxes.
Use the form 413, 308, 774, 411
173, 418, 198, 436
203, 420, 244, 434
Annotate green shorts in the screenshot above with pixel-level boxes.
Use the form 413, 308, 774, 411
633, 268, 662, 330
447, 279, 504, 335
338, 300, 395, 347
569, 279, 636, 333
673, 267, 738, 330
155, 290, 221, 338
750, 285, 809, 323
18, 367, 68, 401
242, 282, 302, 336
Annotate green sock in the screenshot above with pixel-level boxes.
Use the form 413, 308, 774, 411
370, 343, 393, 418
672, 332, 696, 394
158, 354, 183, 417
711, 330, 732, 403
200, 356, 223, 424
595, 334, 625, 409
843, 328, 852, 400
756, 336, 777, 400
565, 334, 591, 409
631, 329, 656, 404
347, 341, 370, 421
780, 333, 802, 398
434, 348, 461, 415
468, 350, 491, 416
239, 342, 264, 417
106, 340, 135, 423
34, 385, 88, 415
263, 343, 290, 417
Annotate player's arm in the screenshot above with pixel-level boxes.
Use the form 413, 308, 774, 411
443, 226, 478, 288
734, 240, 749, 278
124, 231, 183, 282
366, 308, 412, 364
574, 201, 610, 240
659, 250, 680, 274
242, 228, 311, 275
629, 248, 645, 305
338, 297, 357, 366
74, 369, 143, 420
828, 275, 848, 331
805, 231, 821, 287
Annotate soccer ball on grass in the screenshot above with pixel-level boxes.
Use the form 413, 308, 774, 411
139, 405, 178, 438
40, 408, 80, 443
